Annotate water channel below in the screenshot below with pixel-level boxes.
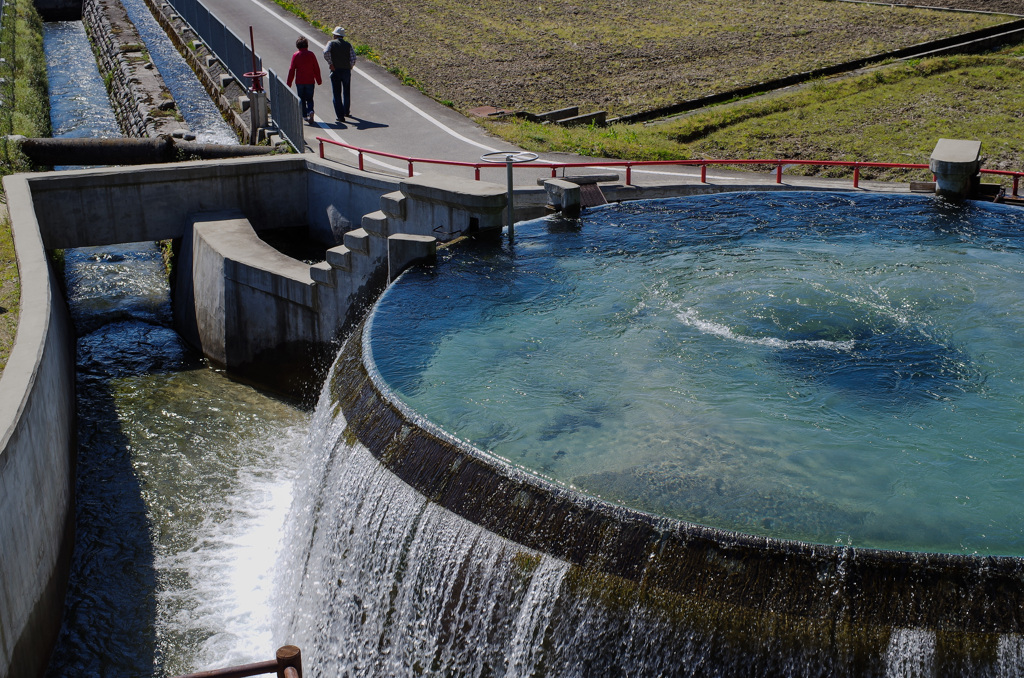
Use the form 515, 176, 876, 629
42, 18, 303, 677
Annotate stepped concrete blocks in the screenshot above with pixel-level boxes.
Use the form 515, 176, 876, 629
380, 191, 406, 219
361, 210, 391, 237
388, 234, 437, 282
310, 261, 334, 286
344, 228, 370, 253
326, 245, 352, 271
930, 138, 981, 200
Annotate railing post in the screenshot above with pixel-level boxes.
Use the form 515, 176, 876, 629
358, 151, 364, 172
853, 165, 860, 189
551, 167, 557, 178
319, 140, 324, 159
625, 164, 632, 186
276, 645, 302, 678
1015, 175, 1020, 198
776, 164, 783, 184
475, 166, 480, 180
408, 160, 414, 177
701, 164, 707, 184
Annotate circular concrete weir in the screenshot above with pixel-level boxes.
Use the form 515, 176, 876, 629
330, 191, 1024, 670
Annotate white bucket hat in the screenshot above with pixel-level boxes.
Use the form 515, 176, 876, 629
332, 26, 345, 37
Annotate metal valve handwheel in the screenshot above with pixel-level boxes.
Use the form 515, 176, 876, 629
481, 152, 539, 234
480, 151, 539, 164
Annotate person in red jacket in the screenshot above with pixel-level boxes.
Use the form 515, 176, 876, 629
286, 36, 322, 124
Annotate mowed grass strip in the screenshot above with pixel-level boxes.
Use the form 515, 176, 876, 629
0, 216, 18, 373
294, 0, 1008, 116
483, 49, 1024, 185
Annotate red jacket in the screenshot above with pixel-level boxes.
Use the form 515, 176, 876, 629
287, 48, 322, 86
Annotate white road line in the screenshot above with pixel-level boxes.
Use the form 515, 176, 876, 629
241, 0, 500, 153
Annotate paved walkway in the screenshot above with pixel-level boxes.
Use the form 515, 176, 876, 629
198, 0, 907, 194
200, 0, 515, 174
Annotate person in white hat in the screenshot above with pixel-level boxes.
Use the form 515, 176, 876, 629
324, 26, 357, 123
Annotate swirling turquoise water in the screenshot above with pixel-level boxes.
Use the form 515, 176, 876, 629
369, 191, 1024, 556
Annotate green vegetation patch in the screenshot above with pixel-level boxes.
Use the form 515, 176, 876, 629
0, 0, 50, 374
0, 0, 50, 176
291, 0, 1007, 116
483, 50, 1024, 185
0, 214, 18, 373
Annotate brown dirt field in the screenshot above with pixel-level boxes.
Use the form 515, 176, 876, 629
295, 0, 1015, 116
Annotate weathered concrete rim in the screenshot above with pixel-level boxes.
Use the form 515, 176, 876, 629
0, 173, 77, 678
0, 174, 53, 467
336, 189, 1024, 635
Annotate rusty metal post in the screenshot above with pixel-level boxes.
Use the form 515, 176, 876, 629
853, 165, 860, 189
276, 645, 302, 678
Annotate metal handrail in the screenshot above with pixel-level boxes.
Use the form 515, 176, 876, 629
172, 645, 302, 678
316, 137, 1024, 197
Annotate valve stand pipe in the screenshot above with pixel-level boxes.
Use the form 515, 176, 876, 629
480, 151, 539, 237
506, 156, 514, 230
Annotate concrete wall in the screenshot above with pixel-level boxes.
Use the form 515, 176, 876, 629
0, 176, 77, 678
28, 155, 309, 249
174, 211, 324, 396
306, 161, 402, 246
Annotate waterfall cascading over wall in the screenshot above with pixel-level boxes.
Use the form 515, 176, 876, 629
274, 319, 1024, 676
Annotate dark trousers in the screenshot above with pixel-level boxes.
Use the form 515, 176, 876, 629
296, 83, 315, 117
330, 68, 351, 120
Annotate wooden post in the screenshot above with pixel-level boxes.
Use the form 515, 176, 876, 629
276, 645, 302, 678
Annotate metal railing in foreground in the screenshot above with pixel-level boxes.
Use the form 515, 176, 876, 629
172, 645, 302, 678
316, 137, 1024, 198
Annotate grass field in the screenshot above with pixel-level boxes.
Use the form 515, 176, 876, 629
483, 49, 1024, 184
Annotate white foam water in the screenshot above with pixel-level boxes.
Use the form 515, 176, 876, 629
273, 401, 571, 678
163, 433, 304, 672
885, 628, 936, 678
675, 307, 857, 352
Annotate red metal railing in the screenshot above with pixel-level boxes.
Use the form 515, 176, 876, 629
172, 646, 302, 678
316, 137, 1024, 197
